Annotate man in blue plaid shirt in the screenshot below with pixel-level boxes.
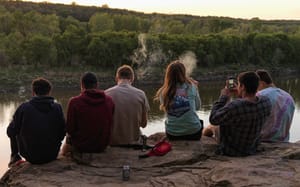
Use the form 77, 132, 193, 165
209, 71, 271, 156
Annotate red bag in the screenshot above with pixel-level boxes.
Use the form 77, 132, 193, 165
139, 140, 172, 158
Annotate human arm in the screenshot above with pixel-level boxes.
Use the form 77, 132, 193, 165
7, 105, 24, 138
209, 88, 233, 126
65, 99, 76, 137
57, 104, 66, 141
194, 85, 201, 110
140, 93, 150, 128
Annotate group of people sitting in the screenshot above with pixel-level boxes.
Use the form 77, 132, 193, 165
6, 61, 295, 167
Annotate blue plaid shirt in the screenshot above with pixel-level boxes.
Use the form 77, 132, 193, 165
209, 95, 271, 156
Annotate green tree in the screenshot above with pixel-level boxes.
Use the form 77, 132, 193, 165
165, 20, 185, 34
22, 34, 57, 66
0, 6, 13, 34
86, 32, 138, 67
89, 13, 114, 32
4, 32, 24, 64
113, 14, 140, 32
11, 11, 60, 37
54, 24, 87, 65
250, 17, 262, 32
59, 15, 83, 32
185, 19, 203, 34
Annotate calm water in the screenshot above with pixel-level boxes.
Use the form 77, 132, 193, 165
0, 77, 299, 176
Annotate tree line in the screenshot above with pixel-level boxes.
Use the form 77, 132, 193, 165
0, 1, 300, 69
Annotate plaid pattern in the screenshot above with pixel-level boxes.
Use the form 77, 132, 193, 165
209, 95, 271, 156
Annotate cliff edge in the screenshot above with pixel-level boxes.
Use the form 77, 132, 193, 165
1, 134, 300, 187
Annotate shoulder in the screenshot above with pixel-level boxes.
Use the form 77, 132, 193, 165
105, 94, 113, 102
257, 95, 272, 107
68, 95, 81, 104
258, 95, 270, 102
228, 98, 246, 108
53, 102, 63, 109
278, 88, 294, 99
126, 85, 147, 97
17, 101, 31, 111
105, 85, 118, 93
188, 83, 198, 92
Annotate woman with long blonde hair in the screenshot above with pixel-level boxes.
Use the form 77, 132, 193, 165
155, 60, 203, 140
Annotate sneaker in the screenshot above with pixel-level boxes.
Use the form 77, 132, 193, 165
8, 154, 22, 168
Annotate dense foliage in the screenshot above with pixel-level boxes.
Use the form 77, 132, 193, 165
0, 0, 300, 69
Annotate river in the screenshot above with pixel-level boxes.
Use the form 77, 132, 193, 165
0, 77, 299, 176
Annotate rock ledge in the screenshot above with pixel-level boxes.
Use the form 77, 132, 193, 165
1, 134, 300, 187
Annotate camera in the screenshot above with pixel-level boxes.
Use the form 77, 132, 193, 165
228, 77, 235, 89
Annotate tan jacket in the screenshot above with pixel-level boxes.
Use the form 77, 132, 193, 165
105, 82, 150, 145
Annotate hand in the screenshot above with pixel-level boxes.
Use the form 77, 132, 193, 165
221, 80, 238, 97
189, 77, 199, 86
220, 87, 231, 97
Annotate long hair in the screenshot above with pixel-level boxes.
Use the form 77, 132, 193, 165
155, 60, 192, 112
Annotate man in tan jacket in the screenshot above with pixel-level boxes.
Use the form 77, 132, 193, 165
105, 65, 150, 145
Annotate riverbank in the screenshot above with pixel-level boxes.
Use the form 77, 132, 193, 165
1, 133, 300, 186
0, 65, 299, 91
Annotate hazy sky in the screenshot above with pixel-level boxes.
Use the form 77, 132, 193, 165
26, 0, 300, 20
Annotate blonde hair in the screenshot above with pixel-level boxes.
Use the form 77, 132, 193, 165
116, 65, 134, 81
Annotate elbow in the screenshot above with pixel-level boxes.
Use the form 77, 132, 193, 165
7, 127, 15, 138
140, 121, 147, 128
209, 116, 218, 126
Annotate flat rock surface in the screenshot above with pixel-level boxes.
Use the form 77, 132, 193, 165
1, 133, 300, 187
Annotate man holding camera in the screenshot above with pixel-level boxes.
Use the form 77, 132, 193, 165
209, 71, 271, 156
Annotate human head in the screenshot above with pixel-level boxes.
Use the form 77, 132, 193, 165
81, 72, 98, 90
32, 77, 52, 96
256, 69, 274, 90
155, 60, 190, 112
116, 65, 134, 82
164, 60, 187, 85
237, 71, 259, 97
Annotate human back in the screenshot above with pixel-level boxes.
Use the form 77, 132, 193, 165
105, 65, 150, 145
256, 70, 295, 142
7, 78, 65, 165
65, 72, 114, 153
209, 71, 272, 156
155, 60, 203, 140
215, 96, 271, 155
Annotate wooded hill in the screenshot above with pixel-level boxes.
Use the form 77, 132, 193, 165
0, 0, 300, 70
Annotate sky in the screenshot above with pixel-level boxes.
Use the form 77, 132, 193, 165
24, 0, 300, 20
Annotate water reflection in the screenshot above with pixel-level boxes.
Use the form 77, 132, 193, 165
0, 77, 300, 176
0, 102, 19, 128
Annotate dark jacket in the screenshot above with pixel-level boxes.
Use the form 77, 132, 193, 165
66, 89, 114, 153
7, 96, 66, 164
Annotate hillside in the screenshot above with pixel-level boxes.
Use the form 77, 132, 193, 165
0, 0, 300, 74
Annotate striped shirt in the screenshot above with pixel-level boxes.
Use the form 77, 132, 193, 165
209, 95, 271, 156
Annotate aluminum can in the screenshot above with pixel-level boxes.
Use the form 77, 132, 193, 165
122, 165, 130, 181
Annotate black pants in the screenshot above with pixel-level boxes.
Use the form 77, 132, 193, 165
10, 136, 57, 164
166, 128, 203, 141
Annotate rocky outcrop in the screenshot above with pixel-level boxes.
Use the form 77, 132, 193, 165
1, 134, 300, 187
